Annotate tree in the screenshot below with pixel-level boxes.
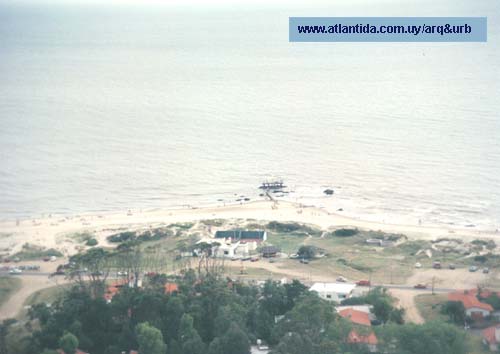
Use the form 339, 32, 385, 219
297, 245, 316, 260
69, 248, 111, 298
208, 337, 224, 354
136, 322, 167, 354
58, 332, 78, 354
441, 301, 466, 325
271, 332, 313, 354
178, 314, 205, 354
372, 298, 393, 324
0, 319, 16, 354
220, 323, 250, 354
379, 322, 468, 354
482, 293, 500, 311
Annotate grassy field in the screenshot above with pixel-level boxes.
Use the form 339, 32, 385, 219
24, 284, 70, 307
414, 293, 448, 322
0, 277, 22, 308
467, 334, 491, 354
87, 219, 498, 287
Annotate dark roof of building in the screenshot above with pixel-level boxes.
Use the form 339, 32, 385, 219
215, 230, 266, 241
260, 246, 280, 254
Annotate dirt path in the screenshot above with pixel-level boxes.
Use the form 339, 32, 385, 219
0, 275, 68, 320
389, 288, 426, 324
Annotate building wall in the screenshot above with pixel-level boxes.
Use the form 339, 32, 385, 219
316, 291, 350, 302
466, 308, 490, 318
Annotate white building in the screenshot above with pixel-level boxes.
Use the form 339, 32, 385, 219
309, 283, 357, 302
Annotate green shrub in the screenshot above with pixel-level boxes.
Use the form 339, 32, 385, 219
12, 244, 63, 260
332, 228, 359, 237
86, 238, 98, 246
267, 221, 321, 236
168, 222, 194, 230
107, 231, 137, 243
474, 255, 487, 263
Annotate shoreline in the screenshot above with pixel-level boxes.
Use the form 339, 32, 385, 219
1, 200, 499, 257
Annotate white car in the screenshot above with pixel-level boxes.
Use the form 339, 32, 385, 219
9, 268, 22, 275
415, 262, 422, 269
336, 276, 348, 283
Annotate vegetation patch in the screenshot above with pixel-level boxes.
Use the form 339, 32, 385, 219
68, 231, 95, 244
24, 284, 70, 307
0, 277, 22, 307
393, 240, 430, 256
266, 221, 321, 237
85, 238, 98, 246
414, 294, 448, 323
365, 230, 406, 241
471, 239, 496, 250
107, 228, 173, 244
12, 243, 63, 260
168, 222, 195, 230
200, 219, 225, 227
331, 228, 359, 237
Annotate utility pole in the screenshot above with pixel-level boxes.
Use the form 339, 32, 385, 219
390, 260, 394, 284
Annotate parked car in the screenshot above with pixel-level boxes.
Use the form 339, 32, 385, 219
469, 265, 478, 272
415, 262, 422, 269
289, 254, 299, 259
336, 276, 347, 283
9, 268, 22, 275
483, 267, 490, 274
117, 271, 128, 276
250, 257, 260, 262
300, 259, 309, 264
448, 264, 456, 270
414, 284, 427, 289
432, 261, 442, 269
268, 259, 276, 263
356, 280, 371, 286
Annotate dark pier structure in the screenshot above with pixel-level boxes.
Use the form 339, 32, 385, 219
259, 180, 286, 190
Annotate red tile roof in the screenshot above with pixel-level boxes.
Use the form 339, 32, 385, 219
347, 329, 378, 345
448, 291, 493, 312
104, 279, 128, 302
339, 308, 371, 326
483, 325, 500, 345
164, 282, 179, 294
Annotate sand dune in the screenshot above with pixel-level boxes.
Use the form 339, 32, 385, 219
1, 200, 498, 257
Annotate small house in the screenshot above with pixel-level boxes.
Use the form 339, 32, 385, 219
448, 290, 493, 319
260, 246, 280, 258
483, 325, 500, 351
309, 283, 356, 302
338, 307, 378, 352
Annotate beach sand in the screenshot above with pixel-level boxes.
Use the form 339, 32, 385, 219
0, 200, 498, 257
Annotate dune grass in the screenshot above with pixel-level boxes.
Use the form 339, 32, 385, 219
0, 277, 22, 308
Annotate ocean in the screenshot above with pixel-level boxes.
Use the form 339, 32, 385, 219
1, 0, 499, 229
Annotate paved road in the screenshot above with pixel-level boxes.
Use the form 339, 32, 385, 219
0, 271, 464, 293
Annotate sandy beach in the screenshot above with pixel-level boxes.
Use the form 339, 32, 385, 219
1, 200, 498, 257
